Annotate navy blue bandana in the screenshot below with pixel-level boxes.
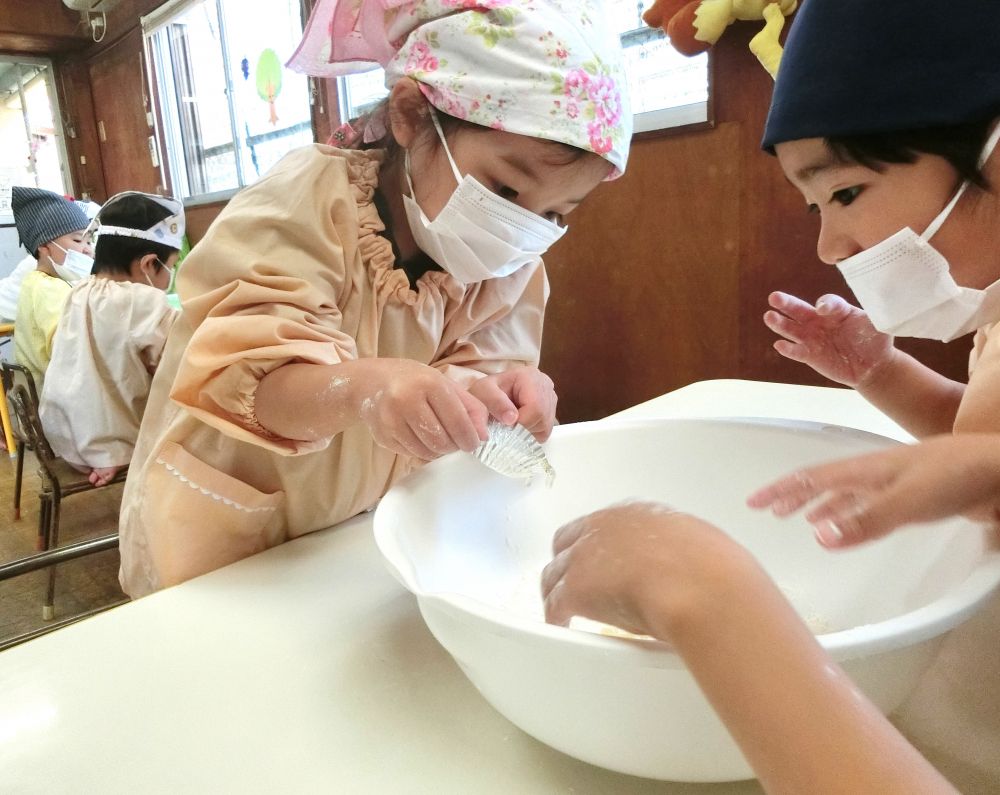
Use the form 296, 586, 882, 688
762, 0, 1000, 151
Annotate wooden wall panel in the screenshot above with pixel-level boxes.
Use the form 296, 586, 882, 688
184, 200, 229, 244
55, 57, 108, 201
541, 124, 742, 422
0, 0, 87, 54
86, 27, 161, 196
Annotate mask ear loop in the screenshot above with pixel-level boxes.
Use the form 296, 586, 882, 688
402, 104, 463, 204
922, 123, 1000, 242
427, 106, 463, 184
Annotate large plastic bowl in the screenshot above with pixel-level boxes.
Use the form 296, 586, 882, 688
373, 418, 1000, 782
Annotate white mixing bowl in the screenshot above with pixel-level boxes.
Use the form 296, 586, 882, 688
373, 418, 1000, 782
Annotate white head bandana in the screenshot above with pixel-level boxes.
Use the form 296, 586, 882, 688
288, 0, 632, 177
86, 192, 185, 249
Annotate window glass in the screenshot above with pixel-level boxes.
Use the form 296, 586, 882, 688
148, 0, 312, 201
0, 59, 70, 222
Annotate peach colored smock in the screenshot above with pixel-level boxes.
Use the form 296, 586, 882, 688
118, 145, 547, 597
39, 278, 178, 469
955, 319, 1000, 431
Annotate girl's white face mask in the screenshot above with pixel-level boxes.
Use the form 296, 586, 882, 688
50, 244, 94, 285
401, 108, 567, 284
836, 124, 1000, 342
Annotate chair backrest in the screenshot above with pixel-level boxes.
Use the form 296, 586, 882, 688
1, 362, 41, 447
1, 361, 39, 408
6, 384, 57, 482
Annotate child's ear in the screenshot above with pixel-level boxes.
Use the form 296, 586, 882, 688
133, 253, 157, 279
388, 78, 428, 149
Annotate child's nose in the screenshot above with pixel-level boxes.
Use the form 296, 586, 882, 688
816, 217, 862, 266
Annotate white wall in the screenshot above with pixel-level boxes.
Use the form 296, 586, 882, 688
0, 225, 25, 279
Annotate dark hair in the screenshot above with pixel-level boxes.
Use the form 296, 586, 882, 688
94, 195, 178, 276
825, 119, 994, 189
353, 98, 589, 172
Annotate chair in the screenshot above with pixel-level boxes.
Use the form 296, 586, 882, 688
0, 323, 16, 456
6, 384, 128, 620
1, 362, 41, 528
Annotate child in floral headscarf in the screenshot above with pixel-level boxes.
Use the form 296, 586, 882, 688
117, 0, 632, 597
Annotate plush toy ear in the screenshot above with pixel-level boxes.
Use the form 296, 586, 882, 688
666, 2, 714, 56
643, 0, 714, 58
641, 0, 691, 29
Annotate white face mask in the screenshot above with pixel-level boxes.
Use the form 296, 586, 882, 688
50, 244, 94, 285
837, 124, 1000, 342
401, 108, 567, 284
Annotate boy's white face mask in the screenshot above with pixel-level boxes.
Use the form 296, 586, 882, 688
836, 124, 1000, 342
50, 243, 94, 285
401, 108, 567, 284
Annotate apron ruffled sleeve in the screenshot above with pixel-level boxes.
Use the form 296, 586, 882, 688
168, 146, 371, 454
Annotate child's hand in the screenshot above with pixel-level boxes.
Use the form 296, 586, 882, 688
764, 291, 896, 387
468, 365, 557, 441
359, 360, 488, 460
747, 434, 1000, 548
541, 501, 750, 639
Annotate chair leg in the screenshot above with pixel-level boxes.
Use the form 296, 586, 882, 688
43, 496, 61, 621
36, 493, 50, 552
13, 441, 24, 521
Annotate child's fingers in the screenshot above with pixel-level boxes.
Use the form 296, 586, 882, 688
427, 389, 483, 451
374, 416, 437, 461
516, 398, 557, 442
803, 489, 871, 525
749, 454, 894, 513
540, 548, 571, 601
768, 291, 821, 322
551, 513, 596, 555
772, 339, 814, 364
470, 378, 519, 427
454, 387, 491, 442
811, 482, 931, 548
542, 576, 576, 627
814, 293, 855, 319
763, 310, 806, 343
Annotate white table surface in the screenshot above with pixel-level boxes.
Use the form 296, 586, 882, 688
2, 380, 996, 794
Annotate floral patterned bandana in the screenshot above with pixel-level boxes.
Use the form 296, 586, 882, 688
288, 0, 631, 177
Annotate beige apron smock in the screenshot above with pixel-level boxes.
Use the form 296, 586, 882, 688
118, 145, 548, 597
955, 319, 1000, 431
39, 278, 178, 469
892, 320, 1000, 778
14, 269, 71, 392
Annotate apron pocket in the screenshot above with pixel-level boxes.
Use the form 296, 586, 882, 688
142, 441, 285, 587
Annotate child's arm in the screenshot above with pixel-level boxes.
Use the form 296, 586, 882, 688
431, 261, 558, 442
765, 292, 964, 436
254, 358, 491, 460
542, 503, 958, 795
748, 433, 1000, 546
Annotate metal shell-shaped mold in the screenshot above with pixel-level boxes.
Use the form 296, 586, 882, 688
473, 420, 555, 485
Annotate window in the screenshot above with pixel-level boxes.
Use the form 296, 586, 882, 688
143, 0, 315, 202
0, 57, 71, 223
609, 0, 710, 133
337, 2, 709, 136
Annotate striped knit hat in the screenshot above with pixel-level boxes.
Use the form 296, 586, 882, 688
12, 186, 90, 257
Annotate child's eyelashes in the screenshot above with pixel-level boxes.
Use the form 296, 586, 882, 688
497, 185, 519, 201
832, 186, 862, 206
806, 186, 863, 214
